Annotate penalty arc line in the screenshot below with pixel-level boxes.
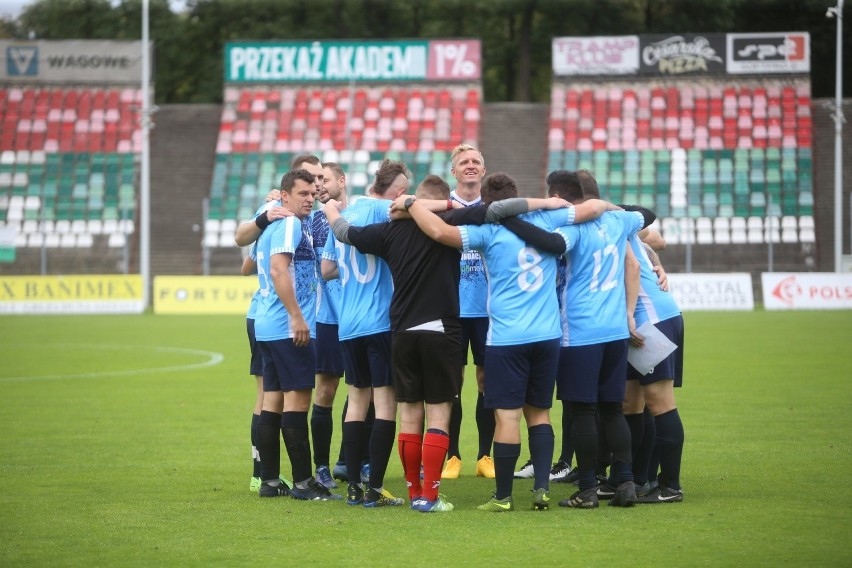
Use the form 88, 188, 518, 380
0, 343, 225, 383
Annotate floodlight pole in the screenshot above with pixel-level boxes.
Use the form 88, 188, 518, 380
140, 0, 151, 308
828, 0, 845, 272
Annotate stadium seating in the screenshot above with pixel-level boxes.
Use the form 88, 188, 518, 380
206, 85, 481, 246
548, 79, 813, 244
0, 86, 142, 249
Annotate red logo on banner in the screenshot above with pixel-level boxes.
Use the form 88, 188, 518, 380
772, 275, 801, 306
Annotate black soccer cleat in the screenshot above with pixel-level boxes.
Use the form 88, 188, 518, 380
636, 486, 684, 504
290, 478, 343, 501
258, 480, 291, 498
596, 482, 617, 500
608, 481, 637, 507
558, 487, 599, 509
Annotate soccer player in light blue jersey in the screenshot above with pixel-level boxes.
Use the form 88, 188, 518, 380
404, 172, 614, 512
622, 231, 686, 504
443, 143, 495, 480
253, 169, 340, 501
547, 169, 652, 510
321, 159, 410, 507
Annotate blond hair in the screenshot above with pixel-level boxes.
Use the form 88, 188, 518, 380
450, 143, 484, 168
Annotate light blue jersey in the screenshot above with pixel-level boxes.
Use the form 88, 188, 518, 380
629, 235, 681, 326
556, 210, 644, 347
311, 210, 342, 325
451, 191, 488, 318
458, 208, 575, 346
246, 243, 261, 319
254, 215, 317, 341
322, 197, 393, 340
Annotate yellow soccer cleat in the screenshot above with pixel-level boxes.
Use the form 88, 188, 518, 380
441, 456, 462, 479
475, 455, 496, 479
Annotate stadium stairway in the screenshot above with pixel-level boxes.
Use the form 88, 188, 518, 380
149, 104, 221, 275
480, 103, 549, 197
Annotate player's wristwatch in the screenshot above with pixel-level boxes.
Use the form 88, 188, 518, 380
403, 196, 417, 210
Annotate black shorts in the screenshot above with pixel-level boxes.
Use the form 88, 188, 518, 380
315, 322, 344, 377
627, 315, 684, 387
341, 332, 393, 389
460, 317, 488, 366
557, 339, 628, 404
247, 318, 263, 377
258, 338, 316, 392
392, 319, 463, 404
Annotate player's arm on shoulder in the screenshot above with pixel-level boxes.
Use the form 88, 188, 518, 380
241, 255, 257, 276
270, 253, 310, 347
321, 258, 339, 281
641, 228, 666, 251
624, 245, 643, 347
408, 200, 462, 248
235, 205, 293, 246
501, 217, 567, 255
571, 199, 620, 224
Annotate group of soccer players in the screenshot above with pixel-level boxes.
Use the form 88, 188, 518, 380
237, 144, 686, 511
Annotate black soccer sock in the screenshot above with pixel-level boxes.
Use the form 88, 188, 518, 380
367, 418, 396, 489
528, 423, 555, 491
558, 400, 574, 465
492, 441, 520, 500
337, 398, 348, 464
343, 420, 366, 484
599, 402, 633, 484
281, 411, 312, 484
447, 396, 462, 459
257, 410, 282, 482
624, 411, 645, 483
362, 403, 375, 464
475, 392, 495, 459
654, 408, 684, 490
595, 410, 611, 479
632, 408, 656, 485
570, 402, 599, 490
310, 404, 333, 468
251, 413, 261, 477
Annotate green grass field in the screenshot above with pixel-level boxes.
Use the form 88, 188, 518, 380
1, 311, 851, 567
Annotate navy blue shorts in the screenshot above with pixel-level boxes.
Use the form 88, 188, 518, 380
247, 318, 263, 377
627, 315, 684, 387
315, 322, 344, 377
341, 332, 393, 389
557, 339, 628, 404
483, 339, 559, 410
460, 317, 488, 366
258, 339, 316, 392
392, 321, 463, 404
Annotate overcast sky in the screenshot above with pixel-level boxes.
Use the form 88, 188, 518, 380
0, 0, 188, 19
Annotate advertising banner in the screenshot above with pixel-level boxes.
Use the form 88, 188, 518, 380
552, 36, 640, 76
0, 40, 151, 84
667, 273, 754, 311
762, 273, 852, 310
154, 276, 258, 314
225, 39, 481, 83
639, 34, 726, 76
0, 275, 144, 314
726, 32, 810, 74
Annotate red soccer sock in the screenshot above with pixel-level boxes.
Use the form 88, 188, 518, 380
422, 430, 450, 501
398, 432, 423, 500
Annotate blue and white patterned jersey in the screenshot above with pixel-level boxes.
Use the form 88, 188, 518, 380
311, 209, 342, 325
322, 197, 393, 340
254, 215, 317, 341
451, 190, 488, 318
629, 234, 681, 326
458, 208, 575, 346
555, 210, 644, 347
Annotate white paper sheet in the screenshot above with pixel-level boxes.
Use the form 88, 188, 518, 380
627, 321, 678, 376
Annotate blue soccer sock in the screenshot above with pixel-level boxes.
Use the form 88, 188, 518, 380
528, 423, 554, 491
492, 441, 520, 500
654, 408, 684, 490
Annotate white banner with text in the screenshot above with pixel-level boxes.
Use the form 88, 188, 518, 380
762, 272, 852, 310
667, 273, 754, 311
